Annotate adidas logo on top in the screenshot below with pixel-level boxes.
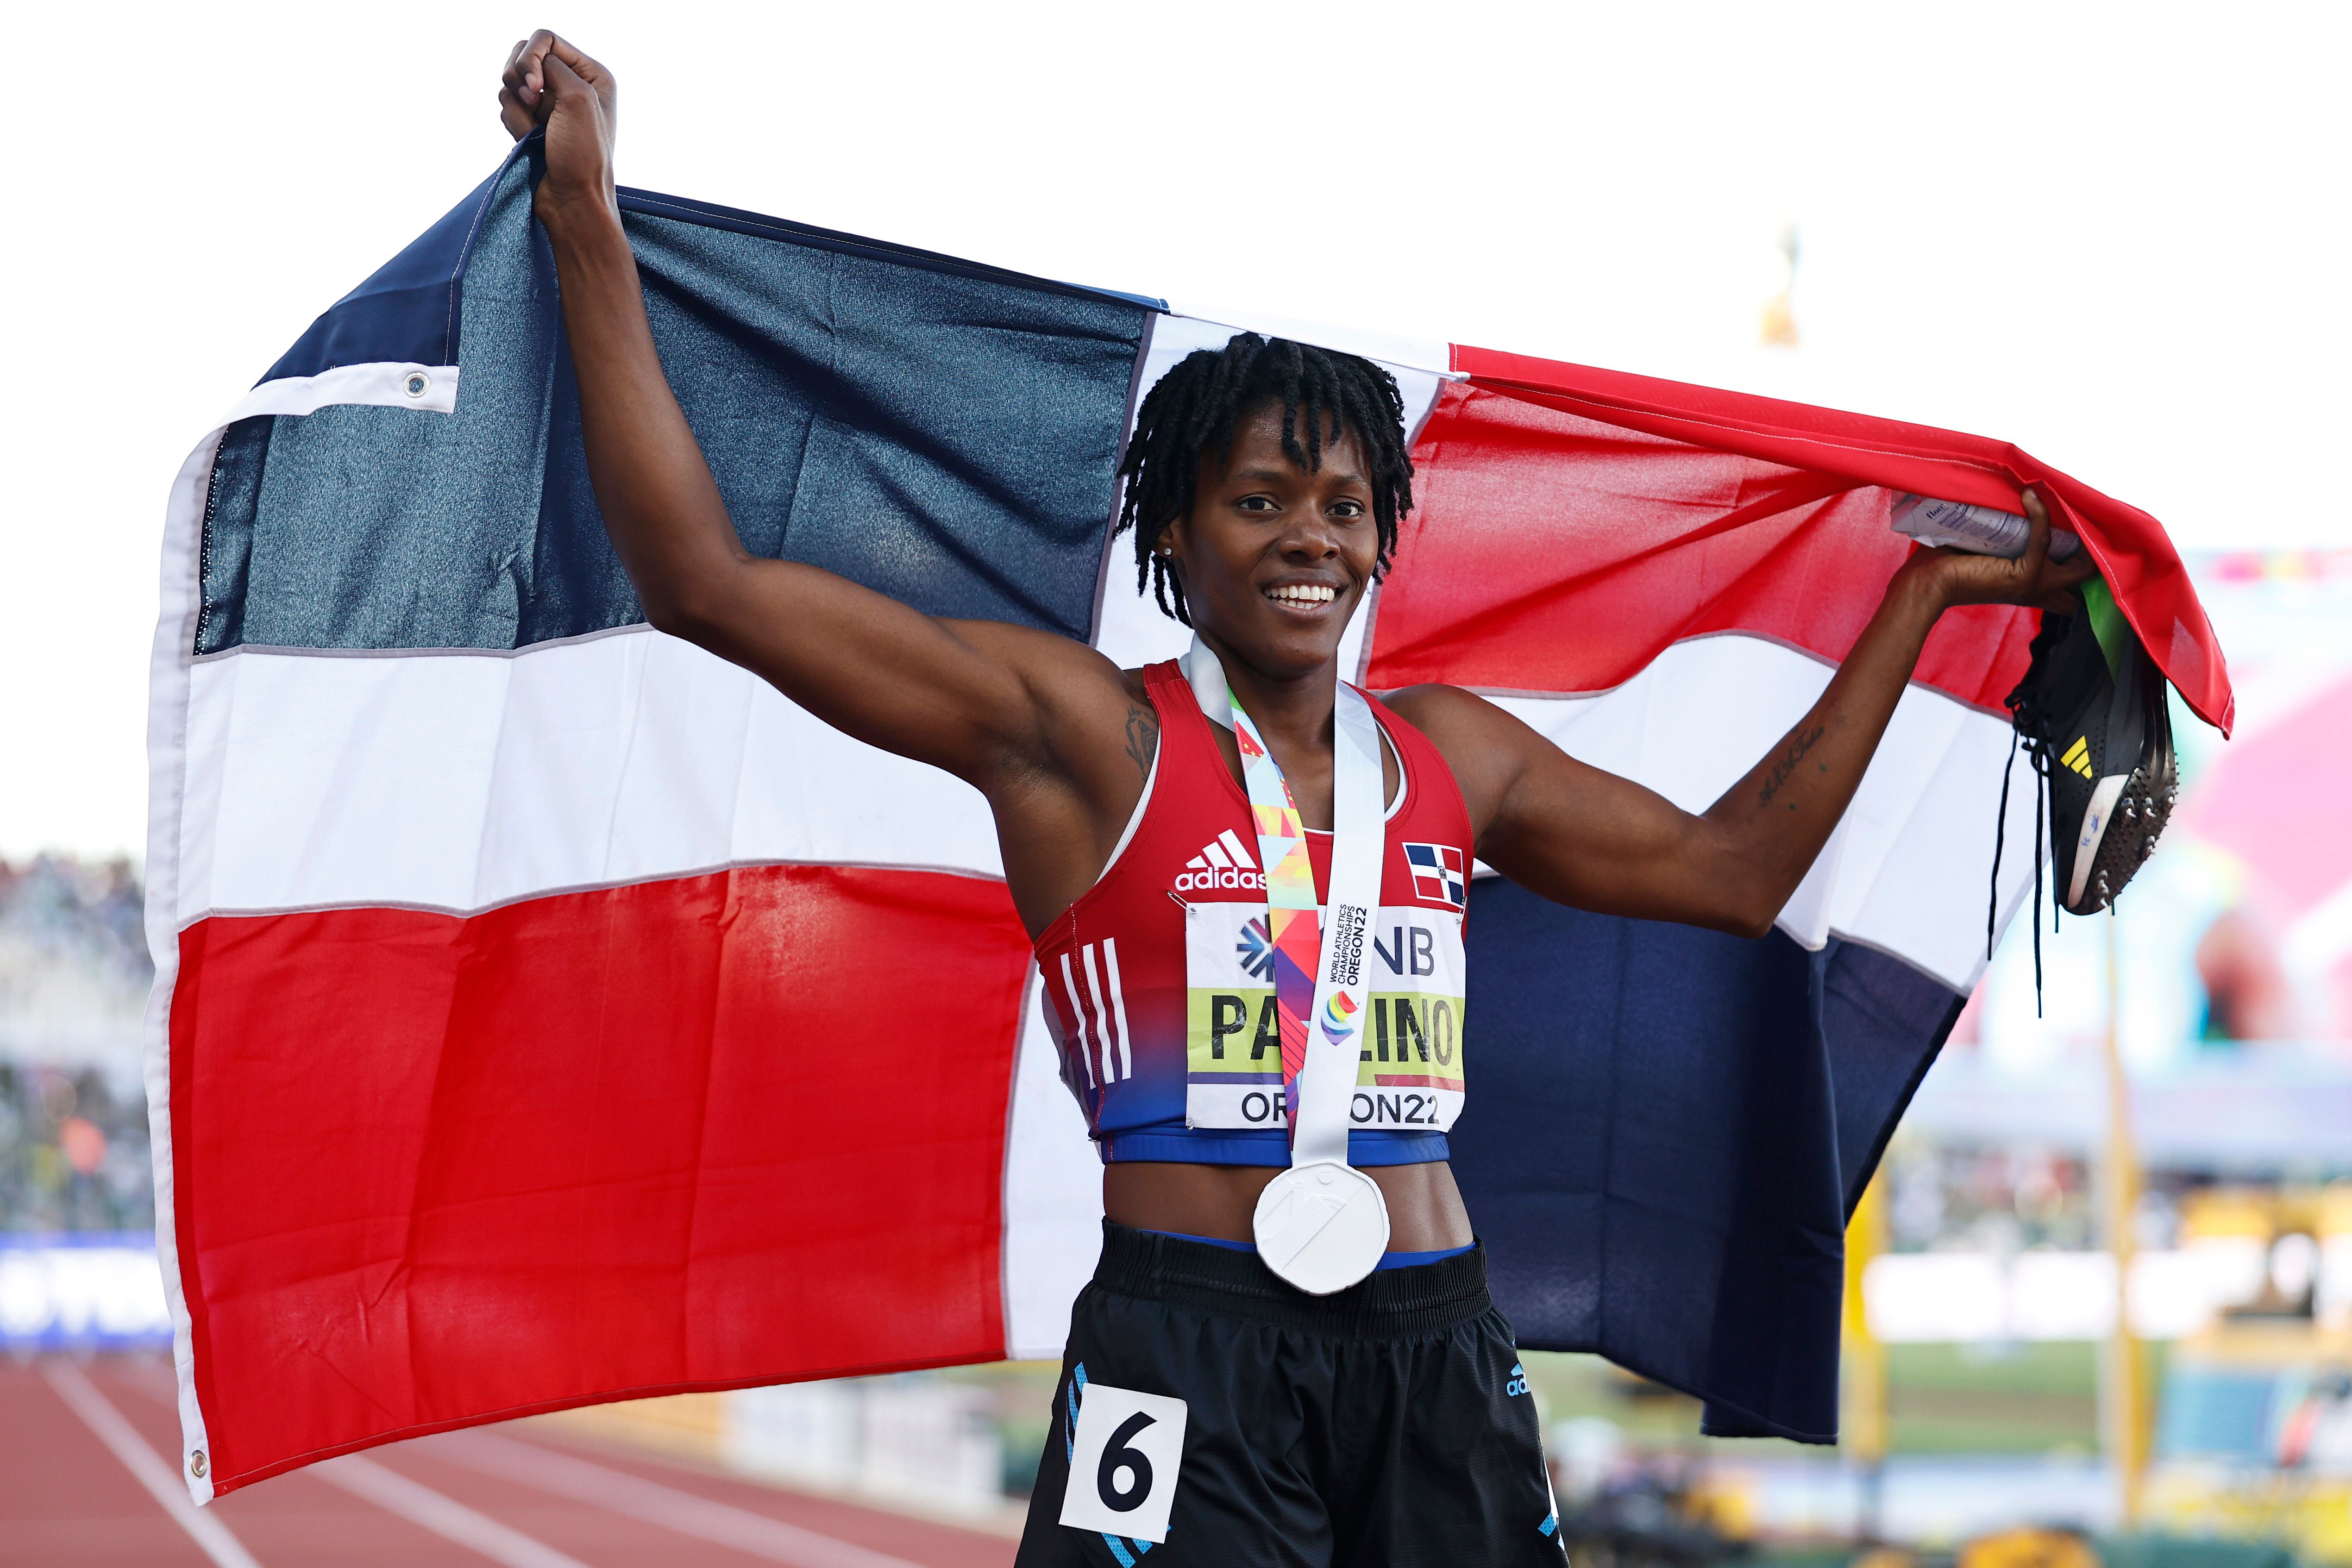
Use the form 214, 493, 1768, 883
2059, 736, 2095, 779
1176, 829, 1267, 892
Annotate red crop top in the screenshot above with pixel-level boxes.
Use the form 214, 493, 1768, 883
1032, 660, 1477, 1166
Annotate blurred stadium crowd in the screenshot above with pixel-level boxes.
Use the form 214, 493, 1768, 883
0, 855, 151, 1235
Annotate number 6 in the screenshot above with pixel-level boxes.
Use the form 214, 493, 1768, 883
1097, 1411, 1156, 1511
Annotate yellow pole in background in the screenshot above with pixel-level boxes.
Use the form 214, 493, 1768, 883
2100, 908, 2148, 1530
1844, 1170, 1890, 1538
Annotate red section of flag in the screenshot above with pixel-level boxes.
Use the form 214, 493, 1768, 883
168, 863, 1031, 1496
1371, 356, 2230, 734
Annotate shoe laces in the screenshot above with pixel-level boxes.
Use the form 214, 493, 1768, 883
1987, 611, 2074, 1016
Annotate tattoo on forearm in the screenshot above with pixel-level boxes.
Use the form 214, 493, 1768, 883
1756, 724, 1827, 810
1124, 703, 1160, 781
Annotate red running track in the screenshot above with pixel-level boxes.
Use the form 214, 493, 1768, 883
0, 1355, 1016, 1568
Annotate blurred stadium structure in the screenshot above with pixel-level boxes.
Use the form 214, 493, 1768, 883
3, 551, 2349, 1564
0, 855, 168, 1355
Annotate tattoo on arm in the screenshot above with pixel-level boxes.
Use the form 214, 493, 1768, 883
1124, 703, 1160, 781
1756, 724, 1826, 809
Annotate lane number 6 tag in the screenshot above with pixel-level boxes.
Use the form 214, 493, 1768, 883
1059, 1382, 1188, 1543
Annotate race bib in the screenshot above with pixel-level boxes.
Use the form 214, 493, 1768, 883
1183, 902, 1465, 1132
1060, 1381, 1188, 1543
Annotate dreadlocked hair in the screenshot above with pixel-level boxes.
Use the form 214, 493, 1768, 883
1113, 332, 1415, 625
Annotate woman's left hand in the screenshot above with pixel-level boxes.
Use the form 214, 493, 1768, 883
1900, 485, 2100, 614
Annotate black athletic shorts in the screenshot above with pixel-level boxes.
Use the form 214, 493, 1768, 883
1014, 1222, 1566, 1568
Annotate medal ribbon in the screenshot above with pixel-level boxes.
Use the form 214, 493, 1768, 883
1228, 703, 1320, 1132
1185, 637, 1385, 1167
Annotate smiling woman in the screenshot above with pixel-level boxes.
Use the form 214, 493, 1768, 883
104, 13, 2176, 1554
483, 21, 2114, 1562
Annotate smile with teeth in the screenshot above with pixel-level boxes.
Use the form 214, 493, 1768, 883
1266, 583, 1338, 609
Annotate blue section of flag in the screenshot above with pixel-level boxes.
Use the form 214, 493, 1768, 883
261, 137, 1161, 388
1456, 877, 1963, 1443
206, 148, 1152, 655
611, 184, 1166, 313
263, 156, 517, 383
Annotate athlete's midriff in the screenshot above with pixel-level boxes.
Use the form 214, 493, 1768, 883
1034, 659, 1481, 1251
1105, 1158, 1474, 1251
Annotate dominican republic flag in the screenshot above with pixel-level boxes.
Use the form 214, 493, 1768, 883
144, 138, 2231, 1500
1404, 843, 1469, 911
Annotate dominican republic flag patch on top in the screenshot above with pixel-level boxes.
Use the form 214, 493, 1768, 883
1404, 843, 1468, 909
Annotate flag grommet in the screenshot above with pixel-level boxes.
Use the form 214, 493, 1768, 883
402, 371, 430, 397
189, 1450, 207, 1478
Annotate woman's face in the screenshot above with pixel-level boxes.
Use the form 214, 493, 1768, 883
1161, 402, 1380, 682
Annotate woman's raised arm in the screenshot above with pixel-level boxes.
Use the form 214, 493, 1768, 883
496, 32, 1135, 799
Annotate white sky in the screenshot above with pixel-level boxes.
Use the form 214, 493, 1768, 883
3, 1, 2345, 860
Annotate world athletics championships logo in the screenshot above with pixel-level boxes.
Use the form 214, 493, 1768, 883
1320, 991, 1360, 1045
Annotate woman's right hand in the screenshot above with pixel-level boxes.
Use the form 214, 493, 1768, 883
498, 31, 619, 233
